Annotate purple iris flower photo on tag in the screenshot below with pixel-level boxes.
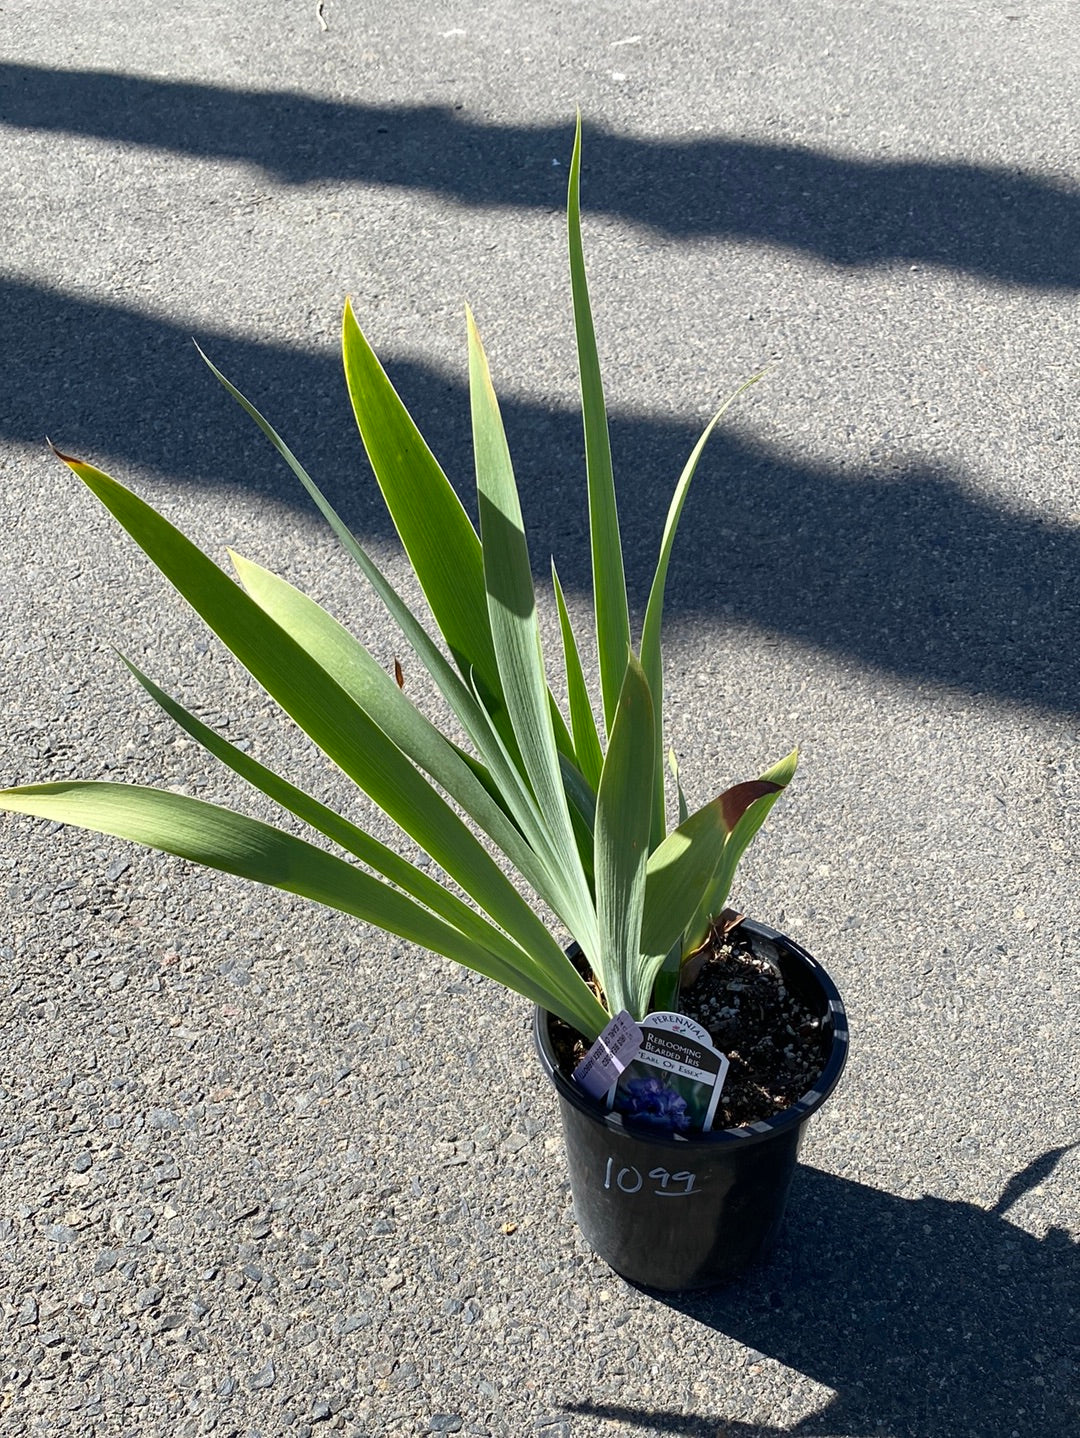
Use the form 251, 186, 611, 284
613, 1073, 693, 1131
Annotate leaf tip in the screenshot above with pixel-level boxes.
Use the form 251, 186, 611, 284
719, 778, 783, 833
342, 296, 361, 339
47, 437, 81, 467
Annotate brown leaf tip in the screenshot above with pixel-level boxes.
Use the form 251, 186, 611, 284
720, 779, 782, 833
46, 437, 81, 464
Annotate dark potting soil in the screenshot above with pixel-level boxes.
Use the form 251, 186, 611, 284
550, 926, 831, 1132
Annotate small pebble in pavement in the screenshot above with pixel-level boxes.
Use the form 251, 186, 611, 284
251, 1359, 275, 1390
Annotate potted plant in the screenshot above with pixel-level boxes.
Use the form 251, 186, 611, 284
0, 121, 847, 1290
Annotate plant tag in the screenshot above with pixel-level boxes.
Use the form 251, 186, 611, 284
572, 1010, 642, 1100
610, 1010, 729, 1134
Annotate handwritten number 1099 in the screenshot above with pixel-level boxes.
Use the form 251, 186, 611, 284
603, 1158, 698, 1196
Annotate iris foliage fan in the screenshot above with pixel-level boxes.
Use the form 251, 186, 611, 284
0, 119, 794, 1039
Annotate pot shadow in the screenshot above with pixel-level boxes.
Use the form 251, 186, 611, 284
566, 1146, 1079, 1437
3, 63, 1079, 288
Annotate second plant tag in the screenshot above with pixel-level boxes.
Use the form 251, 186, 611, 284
610, 1011, 729, 1134
572, 1009, 642, 1100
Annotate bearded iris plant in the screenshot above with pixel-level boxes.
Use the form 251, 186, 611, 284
0, 121, 794, 1043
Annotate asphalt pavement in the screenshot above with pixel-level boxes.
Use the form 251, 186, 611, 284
1, 3, 1078, 1435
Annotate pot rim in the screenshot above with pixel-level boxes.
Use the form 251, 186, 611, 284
533, 918, 849, 1150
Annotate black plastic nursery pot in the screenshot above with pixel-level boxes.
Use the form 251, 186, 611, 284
533, 920, 849, 1291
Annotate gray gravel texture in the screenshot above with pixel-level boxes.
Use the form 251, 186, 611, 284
1, 2, 1078, 1435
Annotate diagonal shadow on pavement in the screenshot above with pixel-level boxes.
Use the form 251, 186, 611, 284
4, 278, 1077, 719
2, 62, 1079, 289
